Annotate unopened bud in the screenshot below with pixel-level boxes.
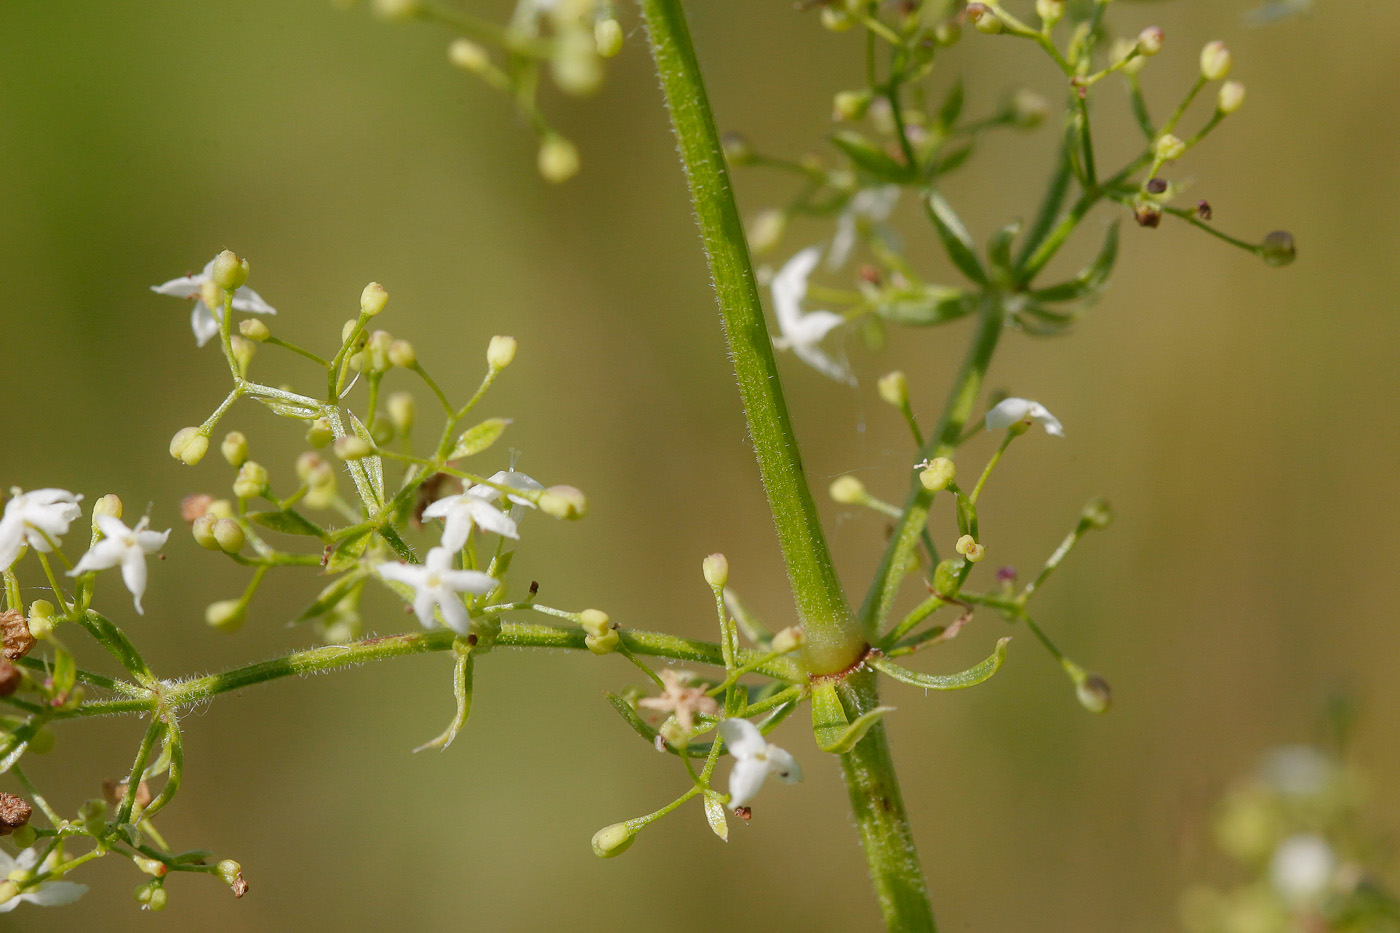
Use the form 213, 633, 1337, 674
134, 881, 168, 911
933, 19, 961, 46
306, 417, 334, 448
210, 250, 249, 291
918, 457, 956, 492
878, 371, 908, 407
1217, 80, 1245, 115
1075, 673, 1112, 713
933, 559, 961, 593
829, 475, 866, 505
221, 431, 249, 467
579, 609, 612, 638
200, 279, 224, 312
594, 18, 623, 58
1036, 0, 1064, 26
551, 29, 603, 96
216, 860, 248, 897
702, 553, 729, 588
1260, 230, 1296, 268
212, 519, 245, 554
771, 625, 806, 655
169, 427, 209, 466
746, 209, 786, 254
591, 822, 635, 858
448, 38, 490, 73
134, 856, 165, 877
965, 4, 1003, 34
192, 515, 220, 550
205, 599, 246, 632
361, 330, 390, 373
1200, 40, 1232, 81
239, 318, 270, 342
387, 391, 415, 435
230, 335, 257, 374
722, 131, 753, 164
78, 798, 106, 833
93, 494, 123, 520
334, 436, 373, 460
487, 335, 517, 371
372, 0, 422, 21
232, 461, 269, 499
27, 600, 55, 639
388, 339, 416, 369
1081, 497, 1115, 529
538, 135, 580, 184
585, 629, 620, 655
1137, 26, 1164, 56
833, 89, 871, 122
1008, 89, 1048, 129
955, 534, 986, 562
360, 282, 389, 317
207, 499, 235, 519
658, 717, 690, 748
1154, 133, 1186, 162
1113, 38, 1147, 76
539, 485, 587, 519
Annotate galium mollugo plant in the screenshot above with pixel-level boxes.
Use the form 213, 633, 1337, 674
0, 0, 1296, 927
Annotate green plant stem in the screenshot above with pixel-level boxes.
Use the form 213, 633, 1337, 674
637, 0, 864, 676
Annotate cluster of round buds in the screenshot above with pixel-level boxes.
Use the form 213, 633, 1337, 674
955, 534, 986, 563
579, 608, 619, 655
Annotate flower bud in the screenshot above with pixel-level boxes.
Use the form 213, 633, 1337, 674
829, 475, 866, 505
585, 629, 620, 655
78, 798, 106, 834
207, 499, 235, 519
387, 391, 415, 435
230, 335, 257, 374
746, 209, 786, 255
210, 250, 249, 291
918, 457, 956, 492
591, 822, 635, 858
134, 856, 165, 877
877, 371, 908, 407
1081, 497, 1114, 529
216, 860, 248, 897
232, 461, 269, 499
538, 135, 580, 184
239, 318, 270, 342
221, 431, 249, 467
722, 131, 753, 164
212, 519, 245, 554
1036, 0, 1063, 26
702, 553, 729, 588
296, 452, 332, 485
134, 881, 168, 911
192, 514, 222, 550
0, 881, 19, 907
334, 436, 373, 460
594, 18, 623, 58
372, 0, 421, 21
965, 4, 1003, 34
1008, 89, 1048, 129
169, 427, 209, 466
360, 330, 390, 373
1217, 80, 1245, 115
360, 282, 389, 317
448, 38, 490, 73
1137, 26, 1164, 56
1200, 40, 1232, 81
93, 494, 123, 520
487, 335, 517, 371
539, 485, 587, 519
1260, 230, 1296, 267
833, 89, 871, 122
388, 339, 417, 369
819, 7, 856, 31
1154, 133, 1186, 162
200, 279, 224, 312
933, 20, 961, 46
579, 609, 612, 638
205, 599, 246, 632
27, 600, 55, 639
341, 319, 361, 344
306, 417, 334, 448
1075, 673, 1112, 713
955, 534, 986, 562
1112, 38, 1147, 76
551, 29, 603, 96
771, 625, 806, 655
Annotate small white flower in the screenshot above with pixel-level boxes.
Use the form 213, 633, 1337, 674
827, 185, 900, 269
718, 717, 802, 810
1270, 833, 1337, 905
68, 515, 171, 614
771, 246, 854, 385
0, 848, 88, 913
466, 470, 544, 524
0, 488, 83, 572
985, 397, 1065, 437
152, 256, 277, 347
377, 547, 497, 635
422, 483, 520, 552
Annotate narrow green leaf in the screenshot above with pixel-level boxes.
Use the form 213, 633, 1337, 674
820, 704, 896, 754
51, 647, 77, 702
936, 78, 964, 131
347, 411, 385, 505
1029, 222, 1120, 303
296, 572, 366, 623
925, 192, 988, 285
325, 528, 372, 574
450, 418, 511, 460
414, 639, 475, 752
704, 794, 729, 842
987, 219, 1023, 277
1015, 142, 1073, 270
831, 131, 912, 183
872, 636, 1012, 690
875, 287, 973, 326
248, 509, 325, 538
253, 396, 320, 420
932, 141, 975, 177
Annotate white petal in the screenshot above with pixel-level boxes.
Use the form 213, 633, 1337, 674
23, 881, 88, 907
377, 561, 428, 587
13, 849, 38, 871
230, 285, 276, 316
467, 500, 518, 540
985, 397, 1064, 436
765, 744, 803, 783
420, 497, 456, 520
411, 590, 440, 629
438, 509, 472, 553
434, 591, 471, 635
0, 849, 17, 874
727, 756, 771, 810
0, 516, 25, 571
69, 538, 125, 575
92, 514, 129, 541
1270, 834, 1336, 903
792, 341, 855, 386
151, 275, 205, 299
135, 527, 170, 554
718, 717, 767, 759
771, 246, 823, 332
438, 569, 498, 595
190, 304, 220, 347
120, 548, 149, 614
422, 546, 456, 574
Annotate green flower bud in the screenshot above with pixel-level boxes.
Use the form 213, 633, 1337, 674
207, 498, 235, 519
932, 20, 961, 46
210, 250, 249, 291
591, 822, 635, 858
448, 38, 490, 73
134, 856, 165, 877
585, 629, 620, 655
594, 18, 624, 58
239, 318, 270, 342
169, 427, 209, 466
26, 600, 55, 639
341, 318, 362, 344
579, 609, 612, 638
1136, 26, 1164, 56
387, 392, 415, 435
877, 371, 908, 407
192, 514, 222, 550
221, 431, 249, 467
205, 599, 246, 632
1081, 497, 1115, 529
232, 461, 269, 500
134, 881, 168, 911
296, 451, 333, 483
721, 131, 753, 164
829, 475, 866, 505
1200, 40, 1232, 81
1217, 80, 1245, 115
538, 135, 580, 184
833, 89, 872, 122
93, 493, 123, 520
487, 334, 517, 371
372, 0, 421, 21
360, 282, 389, 317
1036, 0, 1064, 27
955, 534, 986, 562
702, 553, 729, 588
1113, 38, 1147, 76
1154, 133, 1186, 162
1075, 674, 1111, 714
334, 436, 373, 460
966, 4, 1003, 34
539, 485, 587, 520
360, 329, 389, 373
388, 339, 416, 369
918, 457, 956, 492
1008, 89, 1049, 129
551, 29, 603, 96
212, 519, 245, 555
771, 625, 806, 655
230, 335, 257, 375
1260, 230, 1297, 268
216, 860, 248, 898
306, 417, 335, 448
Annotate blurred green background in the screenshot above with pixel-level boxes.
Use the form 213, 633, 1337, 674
1, 1, 1393, 929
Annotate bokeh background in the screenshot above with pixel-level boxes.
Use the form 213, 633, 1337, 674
0, 1, 1394, 930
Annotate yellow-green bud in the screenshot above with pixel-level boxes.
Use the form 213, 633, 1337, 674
955, 534, 986, 562
27, 600, 55, 639
966, 4, 1003, 34
1136, 26, 1164, 56
8, 824, 35, 850
1200, 40, 1232, 81
932, 20, 961, 46
594, 18, 623, 58
304, 481, 337, 510
205, 599, 246, 632
551, 29, 603, 96
539, 485, 587, 520
1035, 0, 1064, 27
372, 0, 421, 20
877, 371, 908, 407
216, 860, 247, 897
829, 475, 866, 505
1260, 230, 1296, 268
212, 519, 245, 554
169, 427, 208, 466
722, 131, 753, 164
746, 208, 786, 255
585, 629, 620, 655
233, 461, 269, 499
78, 797, 106, 833
134, 881, 168, 911
538, 135, 580, 184
296, 452, 332, 485
819, 7, 855, 31
239, 318, 270, 342
1081, 497, 1115, 529
210, 250, 249, 291
591, 822, 635, 858
487, 334, 517, 371
1217, 80, 1245, 115
658, 717, 690, 748
579, 609, 612, 638
702, 553, 729, 588
387, 392, 415, 435
1075, 674, 1112, 714
134, 856, 165, 877
360, 282, 389, 317
833, 89, 871, 122
207, 499, 235, 519
388, 339, 416, 369
447, 38, 490, 73
341, 319, 361, 344
1113, 38, 1147, 76
230, 335, 256, 374
0, 881, 19, 907
192, 514, 222, 550
333, 436, 373, 460
200, 279, 224, 312
771, 625, 806, 655
93, 493, 123, 520
1154, 133, 1186, 162
306, 417, 334, 448
221, 431, 249, 467
1009, 89, 1049, 129
361, 329, 390, 373
918, 457, 956, 492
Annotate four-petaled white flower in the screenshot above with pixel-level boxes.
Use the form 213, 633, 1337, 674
0, 848, 88, 913
466, 470, 543, 524
377, 547, 498, 635
827, 185, 901, 269
985, 397, 1065, 437
0, 488, 83, 573
718, 717, 802, 810
423, 481, 524, 552
68, 516, 171, 615
770, 246, 855, 385
152, 256, 277, 347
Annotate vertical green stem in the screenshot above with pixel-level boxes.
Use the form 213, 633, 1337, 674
637, 0, 863, 675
